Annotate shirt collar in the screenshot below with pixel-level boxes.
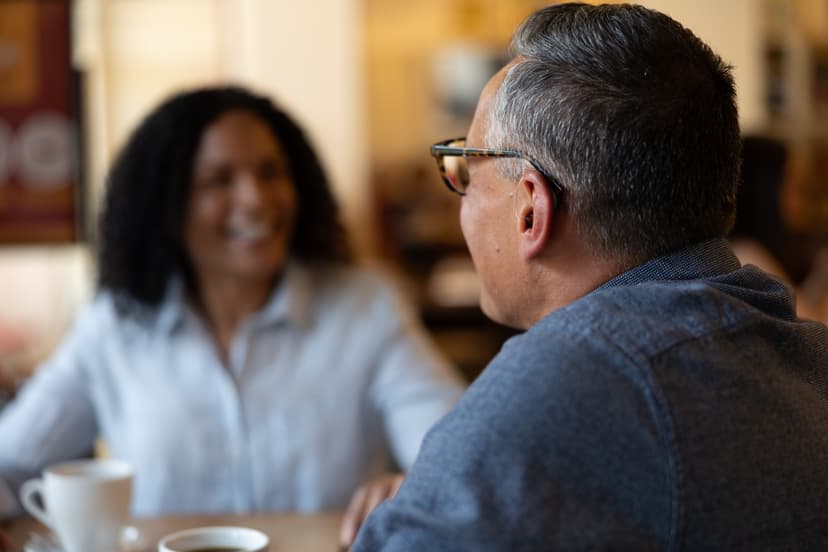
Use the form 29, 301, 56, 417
598, 238, 741, 291
155, 261, 314, 334
253, 261, 314, 331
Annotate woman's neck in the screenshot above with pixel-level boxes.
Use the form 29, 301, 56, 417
189, 273, 278, 364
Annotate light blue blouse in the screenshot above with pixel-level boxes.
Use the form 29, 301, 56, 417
0, 262, 464, 518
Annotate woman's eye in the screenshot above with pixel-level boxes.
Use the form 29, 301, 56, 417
260, 160, 289, 181
200, 169, 233, 189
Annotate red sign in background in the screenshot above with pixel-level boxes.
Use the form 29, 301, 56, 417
0, 0, 79, 244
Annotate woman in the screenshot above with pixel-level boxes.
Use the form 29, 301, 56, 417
0, 87, 463, 526
730, 135, 828, 323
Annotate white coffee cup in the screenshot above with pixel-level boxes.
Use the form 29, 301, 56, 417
20, 459, 133, 552
158, 526, 269, 552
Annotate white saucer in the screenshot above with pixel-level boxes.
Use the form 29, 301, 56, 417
24, 525, 146, 552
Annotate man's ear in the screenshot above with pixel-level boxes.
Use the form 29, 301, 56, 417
516, 169, 555, 261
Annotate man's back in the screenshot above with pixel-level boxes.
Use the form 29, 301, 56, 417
574, 240, 828, 549
355, 240, 828, 550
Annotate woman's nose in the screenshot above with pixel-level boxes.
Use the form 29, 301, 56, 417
233, 173, 268, 207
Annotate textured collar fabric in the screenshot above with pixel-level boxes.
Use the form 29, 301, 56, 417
598, 238, 741, 290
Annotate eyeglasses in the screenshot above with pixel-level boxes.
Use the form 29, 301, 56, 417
430, 137, 563, 199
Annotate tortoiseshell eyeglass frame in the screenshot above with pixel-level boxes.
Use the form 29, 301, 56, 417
430, 137, 564, 203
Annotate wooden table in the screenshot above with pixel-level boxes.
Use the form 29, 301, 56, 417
3, 512, 343, 552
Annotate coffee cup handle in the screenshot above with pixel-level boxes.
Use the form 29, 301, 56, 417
20, 478, 53, 529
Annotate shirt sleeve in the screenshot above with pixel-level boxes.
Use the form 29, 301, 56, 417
354, 331, 674, 550
366, 277, 466, 470
0, 304, 100, 519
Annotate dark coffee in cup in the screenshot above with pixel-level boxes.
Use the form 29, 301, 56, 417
157, 525, 269, 552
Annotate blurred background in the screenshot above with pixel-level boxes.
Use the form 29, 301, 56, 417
1, 0, 827, 386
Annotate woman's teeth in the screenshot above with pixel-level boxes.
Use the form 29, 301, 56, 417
227, 223, 271, 240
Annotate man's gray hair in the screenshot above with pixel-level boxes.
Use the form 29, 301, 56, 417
486, 3, 740, 266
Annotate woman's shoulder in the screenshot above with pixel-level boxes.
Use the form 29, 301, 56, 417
71, 290, 169, 339
730, 238, 791, 283
43, 293, 129, 361
72, 292, 120, 328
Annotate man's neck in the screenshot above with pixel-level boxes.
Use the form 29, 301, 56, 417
517, 216, 629, 329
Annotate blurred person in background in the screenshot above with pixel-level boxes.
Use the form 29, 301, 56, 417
0, 86, 463, 541
353, 3, 828, 549
730, 135, 828, 323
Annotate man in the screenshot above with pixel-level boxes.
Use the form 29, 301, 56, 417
351, 3, 828, 550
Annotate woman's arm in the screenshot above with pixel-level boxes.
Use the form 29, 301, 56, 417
338, 274, 465, 546
367, 281, 465, 470
0, 306, 101, 519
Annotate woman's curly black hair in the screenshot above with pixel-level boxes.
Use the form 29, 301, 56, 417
97, 85, 351, 317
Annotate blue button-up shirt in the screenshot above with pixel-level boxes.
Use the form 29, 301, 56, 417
354, 239, 828, 550
0, 263, 464, 517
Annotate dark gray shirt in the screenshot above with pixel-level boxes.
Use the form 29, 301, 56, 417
353, 239, 828, 551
